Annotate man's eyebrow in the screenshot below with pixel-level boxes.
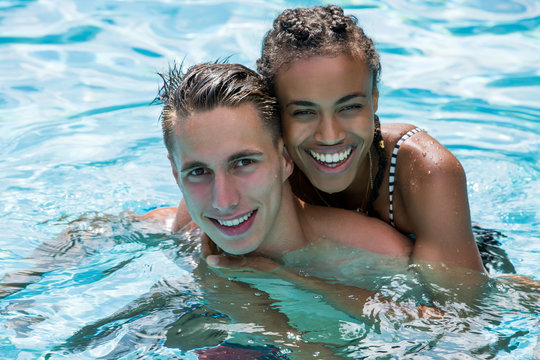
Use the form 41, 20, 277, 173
180, 161, 206, 173
180, 151, 265, 172
228, 150, 265, 163
285, 93, 366, 108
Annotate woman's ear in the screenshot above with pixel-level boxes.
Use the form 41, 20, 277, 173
168, 153, 180, 186
372, 85, 379, 113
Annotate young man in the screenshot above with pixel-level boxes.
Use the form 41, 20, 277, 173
148, 62, 413, 270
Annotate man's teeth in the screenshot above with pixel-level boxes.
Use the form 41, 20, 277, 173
217, 211, 254, 227
309, 148, 352, 167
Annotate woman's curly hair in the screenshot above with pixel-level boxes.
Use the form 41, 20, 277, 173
256, 5, 386, 215
257, 5, 381, 94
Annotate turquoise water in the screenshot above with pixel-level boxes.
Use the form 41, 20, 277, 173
1, 0, 539, 359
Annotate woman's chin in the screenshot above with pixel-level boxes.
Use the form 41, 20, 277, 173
310, 177, 352, 194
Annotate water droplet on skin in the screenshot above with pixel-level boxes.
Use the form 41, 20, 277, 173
427, 170, 431, 175
422, 152, 427, 157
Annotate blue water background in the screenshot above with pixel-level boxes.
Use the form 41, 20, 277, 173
0, 0, 539, 358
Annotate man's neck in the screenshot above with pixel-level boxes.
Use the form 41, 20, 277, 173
254, 182, 310, 259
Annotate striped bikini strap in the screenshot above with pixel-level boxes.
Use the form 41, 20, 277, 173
388, 127, 424, 227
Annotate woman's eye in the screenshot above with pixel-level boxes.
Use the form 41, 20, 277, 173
339, 104, 363, 112
292, 109, 316, 116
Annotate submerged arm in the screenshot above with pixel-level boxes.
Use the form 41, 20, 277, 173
206, 253, 440, 322
397, 137, 487, 303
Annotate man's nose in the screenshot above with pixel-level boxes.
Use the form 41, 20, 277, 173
212, 173, 240, 212
314, 113, 346, 145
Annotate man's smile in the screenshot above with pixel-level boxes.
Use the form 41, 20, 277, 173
214, 210, 256, 227
208, 210, 258, 236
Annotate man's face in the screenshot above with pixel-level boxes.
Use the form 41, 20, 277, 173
172, 103, 292, 255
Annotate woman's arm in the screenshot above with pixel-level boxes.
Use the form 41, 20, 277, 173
396, 134, 484, 271
395, 133, 487, 302
205, 251, 441, 321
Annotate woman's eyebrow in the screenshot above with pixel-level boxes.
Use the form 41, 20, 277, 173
285, 100, 316, 108
285, 93, 366, 108
335, 93, 366, 105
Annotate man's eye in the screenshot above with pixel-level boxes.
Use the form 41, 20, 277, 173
236, 159, 255, 168
189, 168, 209, 176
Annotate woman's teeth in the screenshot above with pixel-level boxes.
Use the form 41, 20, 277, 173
309, 147, 352, 167
216, 211, 254, 227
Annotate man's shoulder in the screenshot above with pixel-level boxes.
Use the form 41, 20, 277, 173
139, 206, 179, 232
141, 206, 178, 219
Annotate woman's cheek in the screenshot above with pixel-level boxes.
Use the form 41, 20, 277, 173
282, 121, 307, 148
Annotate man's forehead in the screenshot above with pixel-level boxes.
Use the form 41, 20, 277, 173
177, 104, 270, 140
174, 104, 276, 165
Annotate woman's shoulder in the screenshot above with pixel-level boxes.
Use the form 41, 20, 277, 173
380, 122, 433, 150
381, 122, 462, 177
380, 122, 419, 143
381, 122, 467, 224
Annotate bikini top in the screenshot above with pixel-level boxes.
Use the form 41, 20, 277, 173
388, 127, 424, 227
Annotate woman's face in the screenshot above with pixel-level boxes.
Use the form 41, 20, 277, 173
275, 54, 378, 194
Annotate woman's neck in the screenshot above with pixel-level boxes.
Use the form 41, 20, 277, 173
337, 144, 377, 212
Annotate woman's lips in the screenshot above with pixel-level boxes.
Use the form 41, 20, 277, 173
305, 145, 356, 173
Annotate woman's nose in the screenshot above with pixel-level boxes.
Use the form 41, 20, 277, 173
314, 114, 346, 145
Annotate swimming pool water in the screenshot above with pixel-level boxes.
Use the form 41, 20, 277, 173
1, 0, 539, 359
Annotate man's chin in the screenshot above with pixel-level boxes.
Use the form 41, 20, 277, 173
208, 237, 255, 256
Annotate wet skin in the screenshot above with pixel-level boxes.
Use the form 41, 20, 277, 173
275, 54, 378, 194
274, 54, 485, 274
170, 104, 293, 255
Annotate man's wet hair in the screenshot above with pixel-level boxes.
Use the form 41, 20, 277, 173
156, 62, 281, 167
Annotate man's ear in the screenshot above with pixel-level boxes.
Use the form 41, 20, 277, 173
168, 153, 180, 186
279, 140, 294, 182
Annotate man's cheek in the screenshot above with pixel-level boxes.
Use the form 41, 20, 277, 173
243, 169, 278, 195
180, 183, 210, 210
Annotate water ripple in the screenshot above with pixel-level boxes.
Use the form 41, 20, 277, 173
448, 15, 540, 36
0, 1, 538, 358
0, 25, 102, 45
67, 101, 151, 119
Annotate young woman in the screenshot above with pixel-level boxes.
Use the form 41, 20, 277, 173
256, 5, 486, 273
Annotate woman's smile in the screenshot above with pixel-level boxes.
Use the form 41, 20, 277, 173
275, 54, 378, 193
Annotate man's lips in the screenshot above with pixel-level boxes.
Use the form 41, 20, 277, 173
209, 210, 257, 236
305, 145, 356, 168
